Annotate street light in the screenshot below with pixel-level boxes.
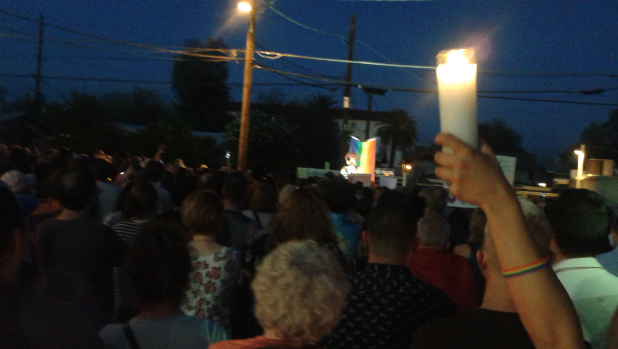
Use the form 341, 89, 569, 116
238, 1, 252, 12
237, 0, 257, 172
574, 148, 585, 188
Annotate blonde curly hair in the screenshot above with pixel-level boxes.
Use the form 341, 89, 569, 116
252, 240, 350, 345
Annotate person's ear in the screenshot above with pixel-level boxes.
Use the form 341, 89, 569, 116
362, 231, 370, 253
477, 249, 489, 277
13, 225, 28, 258
412, 237, 421, 252
549, 231, 561, 254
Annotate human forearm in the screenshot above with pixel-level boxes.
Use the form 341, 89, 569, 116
483, 188, 583, 349
434, 133, 584, 349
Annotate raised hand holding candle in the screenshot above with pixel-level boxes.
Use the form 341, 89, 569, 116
436, 48, 478, 153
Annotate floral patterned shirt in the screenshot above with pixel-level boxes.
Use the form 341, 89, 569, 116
181, 246, 242, 334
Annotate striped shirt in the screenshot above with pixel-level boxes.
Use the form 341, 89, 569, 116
112, 220, 145, 291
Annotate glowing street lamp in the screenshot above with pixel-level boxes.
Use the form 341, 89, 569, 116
238, 2, 252, 13
574, 148, 585, 188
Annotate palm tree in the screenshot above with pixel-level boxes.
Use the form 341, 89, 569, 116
304, 93, 337, 110
376, 109, 417, 168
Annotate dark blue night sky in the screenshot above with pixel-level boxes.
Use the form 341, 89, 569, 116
2, 0, 618, 166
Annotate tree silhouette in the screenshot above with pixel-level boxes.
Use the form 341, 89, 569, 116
478, 118, 524, 152
579, 108, 618, 161
376, 109, 417, 168
298, 93, 340, 168
172, 38, 230, 132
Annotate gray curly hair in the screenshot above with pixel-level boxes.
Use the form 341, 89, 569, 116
252, 240, 350, 345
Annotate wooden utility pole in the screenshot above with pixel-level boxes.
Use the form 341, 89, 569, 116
35, 15, 44, 117
237, 0, 257, 172
362, 87, 387, 140
341, 15, 356, 164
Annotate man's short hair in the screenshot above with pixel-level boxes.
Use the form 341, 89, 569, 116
223, 171, 247, 204
484, 197, 553, 265
367, 202, 417, 257
121, 182, 158, 221
126, 222, 191, 308
94, 158, 117, 182
0, 187, 25, 268
143, 160, 164, 183
417, 214, 450, 250
253, 240, 349, 345
545, 189, 614, 257
49, 165, 97, 211
422, 186, 447, 211
181, 190, 223, 234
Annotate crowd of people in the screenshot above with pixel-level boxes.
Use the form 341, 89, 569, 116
0, 135, 617, 349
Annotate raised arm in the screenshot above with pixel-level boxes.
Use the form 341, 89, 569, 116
433, 133, 584, 349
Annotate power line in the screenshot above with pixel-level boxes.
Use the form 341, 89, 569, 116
4, 8, 618, 79
2, 71, 616, 107
248, 67, 618, 106
0, 10, 242, 60
0, 72, 337, 87
356, 39, 425, 83
255, 63, 339, 91
475, 95, 618, 107
255, 42, 343, 80
265, 4, 345, 38
585, 144, 618, 154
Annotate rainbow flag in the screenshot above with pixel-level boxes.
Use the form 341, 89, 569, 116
349, 136, 377, 181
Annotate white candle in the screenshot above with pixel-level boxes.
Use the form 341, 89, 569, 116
436, 48, 478, 153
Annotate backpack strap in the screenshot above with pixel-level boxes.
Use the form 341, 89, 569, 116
122, 322, 141, 349
252, 209, 263, 229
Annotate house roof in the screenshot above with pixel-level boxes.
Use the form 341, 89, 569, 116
0, 112, 53, 139
114, 123, 225, 144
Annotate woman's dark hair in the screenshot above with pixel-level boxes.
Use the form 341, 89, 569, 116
268, 188, 338, 248
317, 178, 356, 214
94, 159, 117, 183
49, 165, 97, 211
0, 187, 26, 268
121, 182, 158, 221
172, 175, 198, 208
127, 164, 145, 184
251, 182, 277, 213
181, 190, 223, 235
126, 222, 191, 307
143, 160, 164, 182
115, 182, 135, 213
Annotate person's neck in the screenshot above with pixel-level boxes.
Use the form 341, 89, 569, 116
263, 328, 296, 345
0, 268, 17, 285
57, 208, 89, 220
368, 253, 407, 266
137, 302, 181, 319
223, 199, 242, 212
416, 245, 443, 252
550, 251, 569, 266
480, 271, 517, 313
424, 208, 444, 216
192, 234, 217, 243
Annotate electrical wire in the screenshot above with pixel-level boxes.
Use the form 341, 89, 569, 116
254, 63, 339, 91
264, 4, 345, 38
255, 42, 344, 80
585, 144, 618, 154
4, 8, 618, 79
0, 10, 243, 60
0, 72, 337, 87
355, 39, 425, 83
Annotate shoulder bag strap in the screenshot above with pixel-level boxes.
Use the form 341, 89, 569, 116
122, 322, 141, 349
252, 209, 263, 228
